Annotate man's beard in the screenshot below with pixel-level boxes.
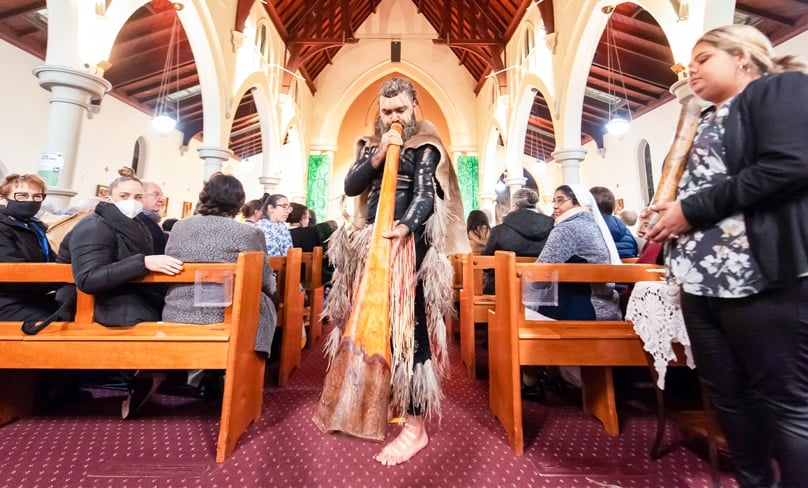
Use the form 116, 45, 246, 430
378, 118, 418, 142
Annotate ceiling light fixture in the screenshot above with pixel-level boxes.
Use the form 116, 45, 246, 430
602, 7, 632, 137
152, 2, 184, 133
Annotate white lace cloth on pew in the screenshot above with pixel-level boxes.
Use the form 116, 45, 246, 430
625, 281, 695, 389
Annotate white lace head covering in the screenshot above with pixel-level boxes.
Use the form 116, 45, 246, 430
566, 183, 621, 264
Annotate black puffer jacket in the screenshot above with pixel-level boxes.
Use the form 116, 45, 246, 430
481, 208, 554, 294
60, 201, 163, 326
0, 209, 59, 320
481, 208, 554, 257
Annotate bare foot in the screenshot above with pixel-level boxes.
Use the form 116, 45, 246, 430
373, 415, 429, 466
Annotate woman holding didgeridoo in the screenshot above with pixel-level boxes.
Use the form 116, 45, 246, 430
646, 25, 808, 488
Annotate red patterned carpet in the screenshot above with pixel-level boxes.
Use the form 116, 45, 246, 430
0, 334, 738, 487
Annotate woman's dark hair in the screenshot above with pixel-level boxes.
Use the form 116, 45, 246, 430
196, 174, 245, 218
589, 186, 615, 214
287, 202, 308, 225
241, 199, 262, 219
162, 218, 178, 232
260, 193, 288, 216
466, 209, 490, 233
555, 185, 580, 206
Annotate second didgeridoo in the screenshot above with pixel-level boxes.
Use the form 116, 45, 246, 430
638, 96, 703, 237
312, 123, 402, 441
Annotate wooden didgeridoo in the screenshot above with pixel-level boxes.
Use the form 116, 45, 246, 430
312, 123, 403, 441
637, 95, 703, 237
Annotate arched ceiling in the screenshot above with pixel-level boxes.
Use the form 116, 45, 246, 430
1, 0, 808, 162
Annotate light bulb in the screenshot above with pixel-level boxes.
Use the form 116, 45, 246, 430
495, 180, 507, 193
605, 117, 630, 136
152, 114, 177, 133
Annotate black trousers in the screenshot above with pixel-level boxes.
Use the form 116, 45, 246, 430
407, 231, 431, 416
680, 277, 808, 488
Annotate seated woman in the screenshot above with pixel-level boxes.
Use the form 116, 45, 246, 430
162, 174, 277, 358
466, 209, 490, 254
57, 169, 184, 418
59, 170, 183, 326
0, 173, 60, 320
537, 184, 622, 321
255, 193, 293, 256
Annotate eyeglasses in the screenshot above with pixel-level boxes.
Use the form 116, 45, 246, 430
552, 196, 571, 205
274, 203, 290, 209
13, 192, 47, 202
146, 192, 164, 199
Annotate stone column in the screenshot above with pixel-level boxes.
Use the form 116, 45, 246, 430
504, 174, 527, 197
478, 191, 497, 221
259, 176, 281, 194
33, 66, 112, 209
552, 147, 587, 184
198, 146, 232, 181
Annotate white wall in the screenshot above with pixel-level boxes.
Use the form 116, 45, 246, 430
0, 40, 267, 218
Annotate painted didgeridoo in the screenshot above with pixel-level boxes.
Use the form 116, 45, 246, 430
312, 123, 402, 441
638, 96, 703, 237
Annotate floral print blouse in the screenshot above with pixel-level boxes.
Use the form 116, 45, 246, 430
668, 98, 765, 298
255, 218, 293, 257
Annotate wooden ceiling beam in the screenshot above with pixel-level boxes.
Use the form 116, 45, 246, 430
0, 1, 45, 22
736, 2, 796, 26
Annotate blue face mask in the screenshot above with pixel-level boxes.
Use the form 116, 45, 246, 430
3, 200, 41, 220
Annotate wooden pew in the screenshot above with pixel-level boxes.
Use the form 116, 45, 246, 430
0, 251, 266, 462
300, 246, 324, 345
444, 252, 464, 343
268, 248, 305, 386
458, 253, 534, 379
488, 250, 663, 455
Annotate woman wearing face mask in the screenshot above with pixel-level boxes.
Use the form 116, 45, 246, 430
0, 173, 61, 320
57, 170, 183, 326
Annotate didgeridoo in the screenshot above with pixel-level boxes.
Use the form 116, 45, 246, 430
638, 97, 702, 237
312, 123, 403, 441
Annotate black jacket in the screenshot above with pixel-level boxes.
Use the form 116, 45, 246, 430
681, 72, 808, 287
136, 212, 167, 254
0, 209, 59, 319
60, 201, 164, 326
481, 208, 554, 257
481, 208, 553, 295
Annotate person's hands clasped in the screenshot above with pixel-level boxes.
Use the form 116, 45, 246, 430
145, 255, 184, 275
372, 129, 404, 168
646, 201, 692, 242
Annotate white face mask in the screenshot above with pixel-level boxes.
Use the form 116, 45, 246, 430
114, 199, 143, 219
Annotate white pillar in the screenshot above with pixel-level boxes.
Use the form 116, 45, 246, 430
552, 147, 587, 185
197, 146, 232, 181
504, 174, 527, 197
33, 65, 111, 209
478, 191, 497, 224
259, 176, 282, 194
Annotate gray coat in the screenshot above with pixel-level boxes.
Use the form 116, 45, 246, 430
538, 211, 620, 320
162, 215, 277, 356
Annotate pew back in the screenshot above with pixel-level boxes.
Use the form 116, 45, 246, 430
489, 250, 663, 455
0, 251, 266, 462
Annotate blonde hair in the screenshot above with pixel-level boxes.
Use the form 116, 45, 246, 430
108, 167, 142, 194
697, 24, 808, 75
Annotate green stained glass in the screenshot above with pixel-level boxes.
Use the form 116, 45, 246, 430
456, 155, 478, 219
306, 154, 330, 220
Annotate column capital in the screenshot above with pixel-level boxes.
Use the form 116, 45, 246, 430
551, 147, 587, 163
33, 65, 111, 108
670, 78, 710, 109
197, 145, 233, 161
309, 145, 337, 153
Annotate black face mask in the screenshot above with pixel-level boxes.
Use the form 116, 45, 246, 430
3, 200, 42, 221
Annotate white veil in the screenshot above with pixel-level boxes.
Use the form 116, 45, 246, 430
567, 183, 621, 265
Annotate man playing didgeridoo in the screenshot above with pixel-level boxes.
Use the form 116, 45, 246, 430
320, 77, 468, 465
